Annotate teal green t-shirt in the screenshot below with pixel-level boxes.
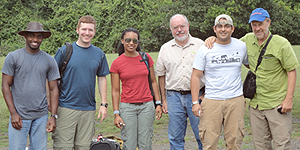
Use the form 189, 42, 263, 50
54, 43, 110, 111
241, 32, 299, 110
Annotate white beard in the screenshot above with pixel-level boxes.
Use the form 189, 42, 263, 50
173, 31, 189, 41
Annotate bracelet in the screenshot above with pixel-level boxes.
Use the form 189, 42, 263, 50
155, 100, 162, 105
192, 101, 199, 106
113, 110, 120, 115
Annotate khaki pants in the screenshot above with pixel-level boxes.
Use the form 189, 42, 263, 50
199, 96, 245, 150
249, 106, 292, 150
120, 101, 155, 150
52, 106, 95, 150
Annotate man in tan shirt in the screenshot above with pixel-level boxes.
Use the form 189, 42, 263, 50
155, 14, 205, 150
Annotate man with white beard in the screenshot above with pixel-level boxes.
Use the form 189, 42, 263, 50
155, 14, 205, 150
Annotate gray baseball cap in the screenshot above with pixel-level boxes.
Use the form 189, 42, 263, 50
214, 14, 233, 26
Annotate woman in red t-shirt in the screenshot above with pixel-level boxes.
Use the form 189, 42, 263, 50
110, 28, 162, 150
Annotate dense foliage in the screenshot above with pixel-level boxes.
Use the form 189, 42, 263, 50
0, 0, 299, 55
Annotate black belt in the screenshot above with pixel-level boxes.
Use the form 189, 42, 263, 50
130, 103, 144, 105
169, 90, 191, 95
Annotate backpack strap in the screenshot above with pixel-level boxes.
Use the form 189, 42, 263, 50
139, 51, 154, 96
255, 34, 273, 72
59, 42, 73, 76
58, 42, 73, 94
139, 51, 150, 71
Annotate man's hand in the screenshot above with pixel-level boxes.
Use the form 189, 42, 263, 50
192, 103, 202, 117
10, 112, 22, 130
155, 106, 162, 120
46, 117, 56, 132
98, 106, 107, 122
280, 97, 293, 113
162, 102, 168, 114
204, 36, 217, 49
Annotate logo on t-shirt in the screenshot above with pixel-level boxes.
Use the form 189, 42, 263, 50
211, 52, 241, 64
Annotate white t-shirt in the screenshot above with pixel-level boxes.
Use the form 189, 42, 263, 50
193, 37, 248, 100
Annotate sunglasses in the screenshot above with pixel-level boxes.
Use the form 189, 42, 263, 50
124, 38, 139, 44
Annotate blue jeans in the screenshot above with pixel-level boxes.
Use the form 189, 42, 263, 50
167, 91, 202, 150
8, 114, 48, 150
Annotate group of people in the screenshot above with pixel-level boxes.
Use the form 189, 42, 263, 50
1, 7, 298, 150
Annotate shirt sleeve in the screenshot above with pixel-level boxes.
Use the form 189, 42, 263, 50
280, 41, 299, 72
242, 43, 249, 65
97, 53, 110, 77
2, 53, 15, 76
155, 47, 166, 76
47, 58, 60, 81
193, 46, 205, 71
110, 59, 119, 74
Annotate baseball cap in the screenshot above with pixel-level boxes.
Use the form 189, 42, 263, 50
214, 14, 233, 26
248, 8, 270, 23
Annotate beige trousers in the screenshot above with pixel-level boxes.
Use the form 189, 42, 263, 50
52, 106, 95, 150
199, 96, 245, 150
249, 106, 292, 150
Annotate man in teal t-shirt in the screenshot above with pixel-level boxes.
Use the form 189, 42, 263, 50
52, 15, 110, 149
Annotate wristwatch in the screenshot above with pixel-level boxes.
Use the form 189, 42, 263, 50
100, 103, 108, 108
192, 101, 199, 106
50, 114, 58, 119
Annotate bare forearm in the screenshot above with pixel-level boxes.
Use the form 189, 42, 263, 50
2, 74, 17, 115
2, 88, 17, 115
286, 69, 297, 100
150, 67, 160, 101
49, 89, 59, 114
111, 73, 120, 112
48, 80, 59, 114
190, 70, 202, 103
158, 76, 166, 103
98, 77, 108, 104
112, 90, 120, 111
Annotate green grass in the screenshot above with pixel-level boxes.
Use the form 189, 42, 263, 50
0, 46, 300, 148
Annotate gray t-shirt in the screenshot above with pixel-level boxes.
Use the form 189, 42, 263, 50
2, 48, 60, 120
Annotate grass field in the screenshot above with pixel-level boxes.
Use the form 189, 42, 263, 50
0, 46, 300, 149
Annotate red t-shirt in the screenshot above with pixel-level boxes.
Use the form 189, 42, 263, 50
110, 53, 154, 103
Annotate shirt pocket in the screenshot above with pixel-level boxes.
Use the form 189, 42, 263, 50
261, 54, 279, 71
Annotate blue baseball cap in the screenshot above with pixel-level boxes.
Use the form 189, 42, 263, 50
248, 8, 270, 23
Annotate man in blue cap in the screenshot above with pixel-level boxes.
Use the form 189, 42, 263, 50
241, 8, 298, 149
204, 8, 299, 149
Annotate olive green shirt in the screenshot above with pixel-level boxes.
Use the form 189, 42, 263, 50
240, 32, 299, 110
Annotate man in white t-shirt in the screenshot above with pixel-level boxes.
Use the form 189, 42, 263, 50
190, 14, 249, 150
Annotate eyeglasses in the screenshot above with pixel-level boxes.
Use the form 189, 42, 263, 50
171, 24, 187, 31
124, 38, 139, 44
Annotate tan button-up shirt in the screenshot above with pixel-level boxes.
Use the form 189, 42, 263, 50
156, 35, 205, 91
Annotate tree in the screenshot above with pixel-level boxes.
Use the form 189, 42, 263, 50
0, 0, 299, 55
